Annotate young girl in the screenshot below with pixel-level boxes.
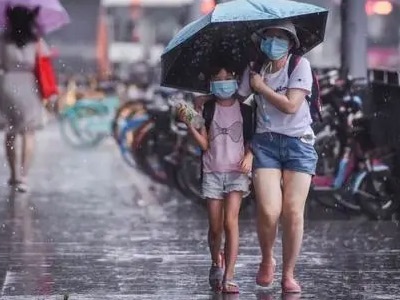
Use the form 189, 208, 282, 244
179, 63, 254, 294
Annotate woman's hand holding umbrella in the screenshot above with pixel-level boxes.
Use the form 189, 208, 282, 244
249, 71, 266, 94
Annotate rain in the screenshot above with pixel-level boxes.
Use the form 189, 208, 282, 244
0, 0, 400, 299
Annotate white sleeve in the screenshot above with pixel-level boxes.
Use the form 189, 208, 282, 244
288, 57, 313, 94
237, 66, 252, 98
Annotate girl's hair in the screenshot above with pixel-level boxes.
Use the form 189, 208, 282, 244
5, 5, 40, 48
208, 53, 238, 79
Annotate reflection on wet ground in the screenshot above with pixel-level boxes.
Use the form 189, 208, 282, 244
0, 126, 399, 299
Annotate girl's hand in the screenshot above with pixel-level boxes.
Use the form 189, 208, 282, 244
177, 106, 188, 125
240, 152, 253, 174
250, 71, 265, 93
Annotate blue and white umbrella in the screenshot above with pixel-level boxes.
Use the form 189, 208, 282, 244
161, 0, 328, 93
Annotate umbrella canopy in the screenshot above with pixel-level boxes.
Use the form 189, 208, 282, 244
161, 0, 328, 93
0, 0, 70, 34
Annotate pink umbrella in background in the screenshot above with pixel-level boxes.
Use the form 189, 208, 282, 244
0, 0, 70, 34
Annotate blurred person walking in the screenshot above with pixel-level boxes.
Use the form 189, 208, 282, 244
0, 0, 69, 192
0, 5, 50, 192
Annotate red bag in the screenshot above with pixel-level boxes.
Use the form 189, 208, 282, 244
35, 40, 58, 100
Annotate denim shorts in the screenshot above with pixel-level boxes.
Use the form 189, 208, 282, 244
251, 132, 318, 175
202, 172, 250, 200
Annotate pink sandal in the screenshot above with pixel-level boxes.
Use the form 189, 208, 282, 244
256, 258, 276, 287
222, 280, 239, 294
8, 178, 29, 193
209, 251, 225, 292
281, 277, 302, 294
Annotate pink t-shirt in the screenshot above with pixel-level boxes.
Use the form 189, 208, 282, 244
203, 101, 244, 173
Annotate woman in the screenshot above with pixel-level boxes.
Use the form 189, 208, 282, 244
237, 21, 318, 294
0, 5, 48, 192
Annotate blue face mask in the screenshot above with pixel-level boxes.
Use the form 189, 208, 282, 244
210, 79, 238, 99
260, 37, 289, 60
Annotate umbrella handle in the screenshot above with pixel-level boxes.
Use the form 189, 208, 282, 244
241, 23, 266, 73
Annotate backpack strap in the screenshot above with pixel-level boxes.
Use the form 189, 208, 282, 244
239, 102, 255, 146
200, 98, 216, 184
287, 54, 301, 78
253, 100, 257, 135
287, 54, 323, 123
252, 55, 266, 73
309, 71, 323, 122
202, 98, 217, 133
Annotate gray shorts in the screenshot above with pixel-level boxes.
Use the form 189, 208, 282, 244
202, 172, 250, 200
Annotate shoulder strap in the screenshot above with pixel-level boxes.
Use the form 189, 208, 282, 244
36, 39, 44, 57
202, 98, 216, 133
287, 54, 301, 78
0, 36, 4, 70
240, 102, 255, 145
252, 55, 266, 73
200, 97, 216, 183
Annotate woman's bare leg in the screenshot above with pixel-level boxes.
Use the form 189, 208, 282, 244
20, 132, 35, 180
5, 133, 17, 182
281, 170, 311, 284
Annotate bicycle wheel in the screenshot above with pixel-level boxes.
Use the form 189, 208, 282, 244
59, 105, 107, 148
118, 110, 149, 168
356, 169, 399, 220
111, 101, 145, 143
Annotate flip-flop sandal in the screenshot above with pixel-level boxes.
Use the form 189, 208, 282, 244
8, 179, 29, 193
222, 280, 240, 294
16, 182, 29, 193
281, 278, 302, 294
7, 179, 18, 186
209, 265, 223, 291
209, 252, 225, 291
256, 258, 276, 287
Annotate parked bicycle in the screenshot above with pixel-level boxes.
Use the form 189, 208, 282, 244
59, 96, 120, 148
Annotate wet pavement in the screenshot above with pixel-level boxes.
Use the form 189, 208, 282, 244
0, 124, 400, 300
